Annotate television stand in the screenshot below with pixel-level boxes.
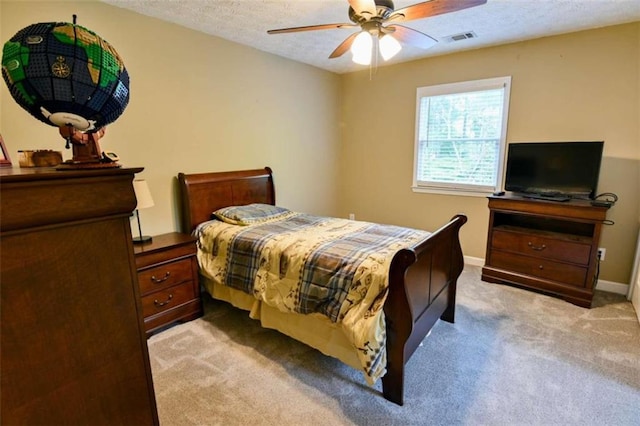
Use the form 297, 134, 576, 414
482, 195, 609, 307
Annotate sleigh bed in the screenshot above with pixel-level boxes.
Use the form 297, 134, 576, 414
178, 167, 466, 405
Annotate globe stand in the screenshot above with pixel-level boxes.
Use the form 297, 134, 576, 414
56, 125, 120, 170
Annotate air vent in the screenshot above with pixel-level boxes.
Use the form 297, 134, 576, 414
446, 31, 478, 42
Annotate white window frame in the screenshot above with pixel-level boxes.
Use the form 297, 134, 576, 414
412, 76, 512, 197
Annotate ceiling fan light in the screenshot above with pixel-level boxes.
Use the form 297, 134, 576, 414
352, 51, 372, 65
351, 31, 372, 65
379, 34, 402, 61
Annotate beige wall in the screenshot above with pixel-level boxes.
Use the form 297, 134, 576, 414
339, 23, 640, 284
0, 1, 342, 234
2, 2, 638, 285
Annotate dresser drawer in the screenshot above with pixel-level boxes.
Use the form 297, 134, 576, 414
138, 258, 193, 295
141, 281, 197, 318
492, 229, 591, 265
491, 250, 587, 287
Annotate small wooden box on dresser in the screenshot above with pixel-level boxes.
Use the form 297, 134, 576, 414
134, 232, 203, 337
482, 195, 610, 308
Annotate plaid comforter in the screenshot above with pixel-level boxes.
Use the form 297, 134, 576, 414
195, 211, 430, 383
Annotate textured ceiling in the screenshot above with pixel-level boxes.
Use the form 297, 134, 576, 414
101, 0, 640, 74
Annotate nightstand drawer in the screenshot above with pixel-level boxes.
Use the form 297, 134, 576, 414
492, 229, 591, 265
138, 258, 193, 295
141, 281, 196, 318
491, 250, 587, 287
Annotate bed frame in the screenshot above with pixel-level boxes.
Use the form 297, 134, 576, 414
177, 167, 467, 405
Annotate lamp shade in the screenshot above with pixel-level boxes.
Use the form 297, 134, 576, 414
133, 179, 154, 210
379, 34, 402, 61
351, 31, 373, 65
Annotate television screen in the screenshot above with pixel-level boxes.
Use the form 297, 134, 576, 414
504, 141, 604, 200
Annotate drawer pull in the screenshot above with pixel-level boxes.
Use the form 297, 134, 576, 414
154, 294, 173, 307
151, 272, 171, 283
528, 242, 547, 251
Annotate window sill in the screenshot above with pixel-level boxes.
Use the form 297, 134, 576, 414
411, 186, 493, 198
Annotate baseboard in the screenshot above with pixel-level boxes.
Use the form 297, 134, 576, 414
465, 257, 629, 296
464, 256, 484, 267
595, 279, 629, 296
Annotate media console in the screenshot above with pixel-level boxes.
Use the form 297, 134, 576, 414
481, 195, 610, 308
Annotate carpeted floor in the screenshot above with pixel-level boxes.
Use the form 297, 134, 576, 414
147, 265, 640, 425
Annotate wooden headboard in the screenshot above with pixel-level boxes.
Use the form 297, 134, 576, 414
177, 167, 275, 232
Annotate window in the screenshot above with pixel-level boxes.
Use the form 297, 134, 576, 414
413, 76, 511, 196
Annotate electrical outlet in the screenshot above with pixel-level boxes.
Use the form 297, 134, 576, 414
597, 247, 606, 261
348, 213, 355, 220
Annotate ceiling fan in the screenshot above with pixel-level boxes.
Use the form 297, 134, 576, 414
268, 0, 487, 65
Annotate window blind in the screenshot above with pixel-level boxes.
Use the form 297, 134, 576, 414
413, 77, 511, 194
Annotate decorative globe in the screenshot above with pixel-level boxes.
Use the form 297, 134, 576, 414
1, 22, 129, 132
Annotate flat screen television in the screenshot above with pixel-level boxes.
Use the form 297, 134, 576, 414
504, 141, 604, 200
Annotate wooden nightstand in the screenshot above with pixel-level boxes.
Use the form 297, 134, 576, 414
134, 232, 203, 337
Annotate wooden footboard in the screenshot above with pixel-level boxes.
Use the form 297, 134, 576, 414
382, 214, 467, 405
178, 168, 467, 406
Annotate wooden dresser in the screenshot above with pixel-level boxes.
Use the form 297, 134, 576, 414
482, 195, 609, 308
134, 232, 202, 337
0, 167, 159, 424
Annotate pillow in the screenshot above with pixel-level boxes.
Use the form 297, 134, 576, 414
212, 203, 294, 226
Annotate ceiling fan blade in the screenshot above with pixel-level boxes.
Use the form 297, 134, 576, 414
387, 25, 437, 50
329, 32, 360, 59
268, 23, 356, 34
348, 0, 378, 18
389, 0, 487, 23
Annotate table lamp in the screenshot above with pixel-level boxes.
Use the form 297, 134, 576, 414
132, 179, 154, 244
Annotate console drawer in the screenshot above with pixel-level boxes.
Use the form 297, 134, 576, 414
492, 229, 591, 265
491, 250, 588, 287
